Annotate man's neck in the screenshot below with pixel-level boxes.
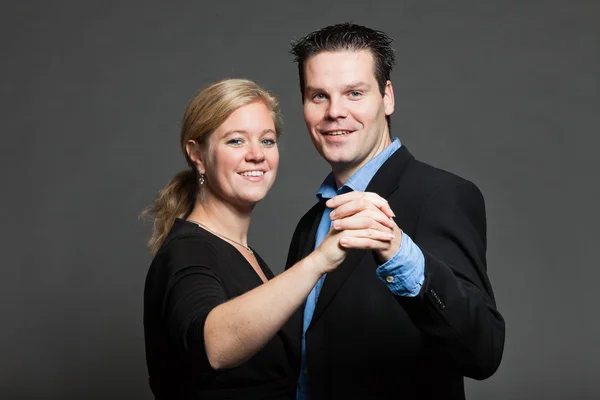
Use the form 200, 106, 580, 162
332, 135, 392, 188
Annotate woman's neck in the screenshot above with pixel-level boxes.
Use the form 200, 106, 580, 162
187, 195, 253, 246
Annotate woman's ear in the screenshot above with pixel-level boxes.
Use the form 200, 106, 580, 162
185, 140, 205, 174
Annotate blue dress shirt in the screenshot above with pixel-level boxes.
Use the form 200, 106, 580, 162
296, 138, 425, 399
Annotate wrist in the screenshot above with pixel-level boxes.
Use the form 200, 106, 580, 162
376, 226, 403, 263
306, 248, 331, 277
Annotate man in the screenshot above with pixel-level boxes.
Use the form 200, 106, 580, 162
284, 23, 505, 399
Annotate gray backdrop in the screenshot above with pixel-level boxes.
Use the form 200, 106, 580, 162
2, 0, 598, 399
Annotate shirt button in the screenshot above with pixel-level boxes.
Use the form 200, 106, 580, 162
386, 276, 395, 283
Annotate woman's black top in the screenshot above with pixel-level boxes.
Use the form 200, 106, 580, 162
144, 219, 296, 399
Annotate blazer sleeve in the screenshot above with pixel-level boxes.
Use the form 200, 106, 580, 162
396, 180, 505, 380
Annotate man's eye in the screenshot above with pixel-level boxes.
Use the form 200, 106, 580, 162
312, 93, 326, 100
349, 91, 362, 97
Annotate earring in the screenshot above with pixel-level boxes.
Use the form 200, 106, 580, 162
198, 174, 205, 185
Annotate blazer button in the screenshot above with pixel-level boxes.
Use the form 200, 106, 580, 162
429, 288, 445, 310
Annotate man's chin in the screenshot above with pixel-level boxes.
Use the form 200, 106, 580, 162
326, 158, 359, 176
321, 150, 355, 166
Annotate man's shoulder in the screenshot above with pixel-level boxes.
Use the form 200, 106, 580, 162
386, 153, 484, 206
407, 157, 473, 189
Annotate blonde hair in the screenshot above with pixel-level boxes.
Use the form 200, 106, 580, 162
142, 79, 281, 255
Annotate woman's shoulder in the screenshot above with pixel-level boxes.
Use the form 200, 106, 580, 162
156, 219, 224, 265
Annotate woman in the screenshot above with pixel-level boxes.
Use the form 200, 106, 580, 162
142, 79, 395, 399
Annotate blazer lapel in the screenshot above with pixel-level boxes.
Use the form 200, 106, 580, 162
310, 145, 416, 325
365, 145, 415, 197
282, 200, 326, 360
311, 248, 366, 324
299, 201, 325, 259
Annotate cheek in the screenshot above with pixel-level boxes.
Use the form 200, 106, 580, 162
212, 151, 241, 174
269, 148, 280, 169
303, 104, 321, 126
355, 102, 383, 125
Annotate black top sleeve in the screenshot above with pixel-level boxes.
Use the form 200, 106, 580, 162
162, 239, 227, 356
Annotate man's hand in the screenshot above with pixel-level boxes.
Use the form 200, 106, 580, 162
326, 192, 403, 263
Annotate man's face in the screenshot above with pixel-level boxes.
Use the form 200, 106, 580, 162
302, 50, 394, 183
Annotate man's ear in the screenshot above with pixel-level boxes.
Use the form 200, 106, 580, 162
185, 140, 205, 174
383, 80, 395, 116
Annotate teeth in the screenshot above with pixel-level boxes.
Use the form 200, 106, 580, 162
326, 130, 350, 136
240, 171, 264, 177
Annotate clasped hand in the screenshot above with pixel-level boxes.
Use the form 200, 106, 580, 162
316, 192, 403, 273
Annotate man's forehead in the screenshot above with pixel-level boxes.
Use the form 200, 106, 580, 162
303, 50, 377, 86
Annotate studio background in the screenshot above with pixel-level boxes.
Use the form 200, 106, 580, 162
2, 1, 598, 399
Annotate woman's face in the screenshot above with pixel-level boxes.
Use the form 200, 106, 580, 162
202, 101, 279, 209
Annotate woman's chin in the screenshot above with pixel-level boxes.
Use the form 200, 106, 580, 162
232, 194, 268, 210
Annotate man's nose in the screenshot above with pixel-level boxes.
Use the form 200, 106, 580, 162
326, 96, 348, 120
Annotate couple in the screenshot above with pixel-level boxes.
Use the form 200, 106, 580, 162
143, 23, 505, 400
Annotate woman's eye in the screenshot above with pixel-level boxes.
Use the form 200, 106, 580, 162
262, 138, 276, 146
228, 138, 244, 146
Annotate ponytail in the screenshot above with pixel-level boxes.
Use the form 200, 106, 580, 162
141, 169, 198, 255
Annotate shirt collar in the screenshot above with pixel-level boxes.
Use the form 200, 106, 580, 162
316, 137, 401, 200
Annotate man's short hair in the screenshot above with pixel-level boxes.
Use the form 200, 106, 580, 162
290, 22, 396, 100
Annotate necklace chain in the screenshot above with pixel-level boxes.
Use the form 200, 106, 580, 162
188, 219, 253, 255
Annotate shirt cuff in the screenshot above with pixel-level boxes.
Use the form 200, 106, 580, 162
375, 231, 425, 297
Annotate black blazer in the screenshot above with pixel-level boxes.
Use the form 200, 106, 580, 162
284, 146, 505, 400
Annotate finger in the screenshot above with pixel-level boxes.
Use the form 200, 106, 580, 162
327, 192, 394, 218
332, 214, 394, 232
329, 195, 395, 220
354, 209, 396, 229
330, 198, 379, 219
362, 193, 395, 218
325, 191, 365, 208
339, 227, 395, 242
339, 235, 395, 250
332, 206, 395, 230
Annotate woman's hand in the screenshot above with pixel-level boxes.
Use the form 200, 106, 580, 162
327, 191, 402, 264
312, 192, 399, 274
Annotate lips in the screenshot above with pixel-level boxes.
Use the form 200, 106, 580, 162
325, 130, 351, 136
318, 126, 358, 137
318, 129, 356, 143
239, 171, 265, 176
321, 128, 355, 135
238, 170, 265, 177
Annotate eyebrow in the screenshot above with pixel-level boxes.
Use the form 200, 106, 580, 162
344, 81, 371, 91
305, 81, 372, 94
223, 129, 276, 136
